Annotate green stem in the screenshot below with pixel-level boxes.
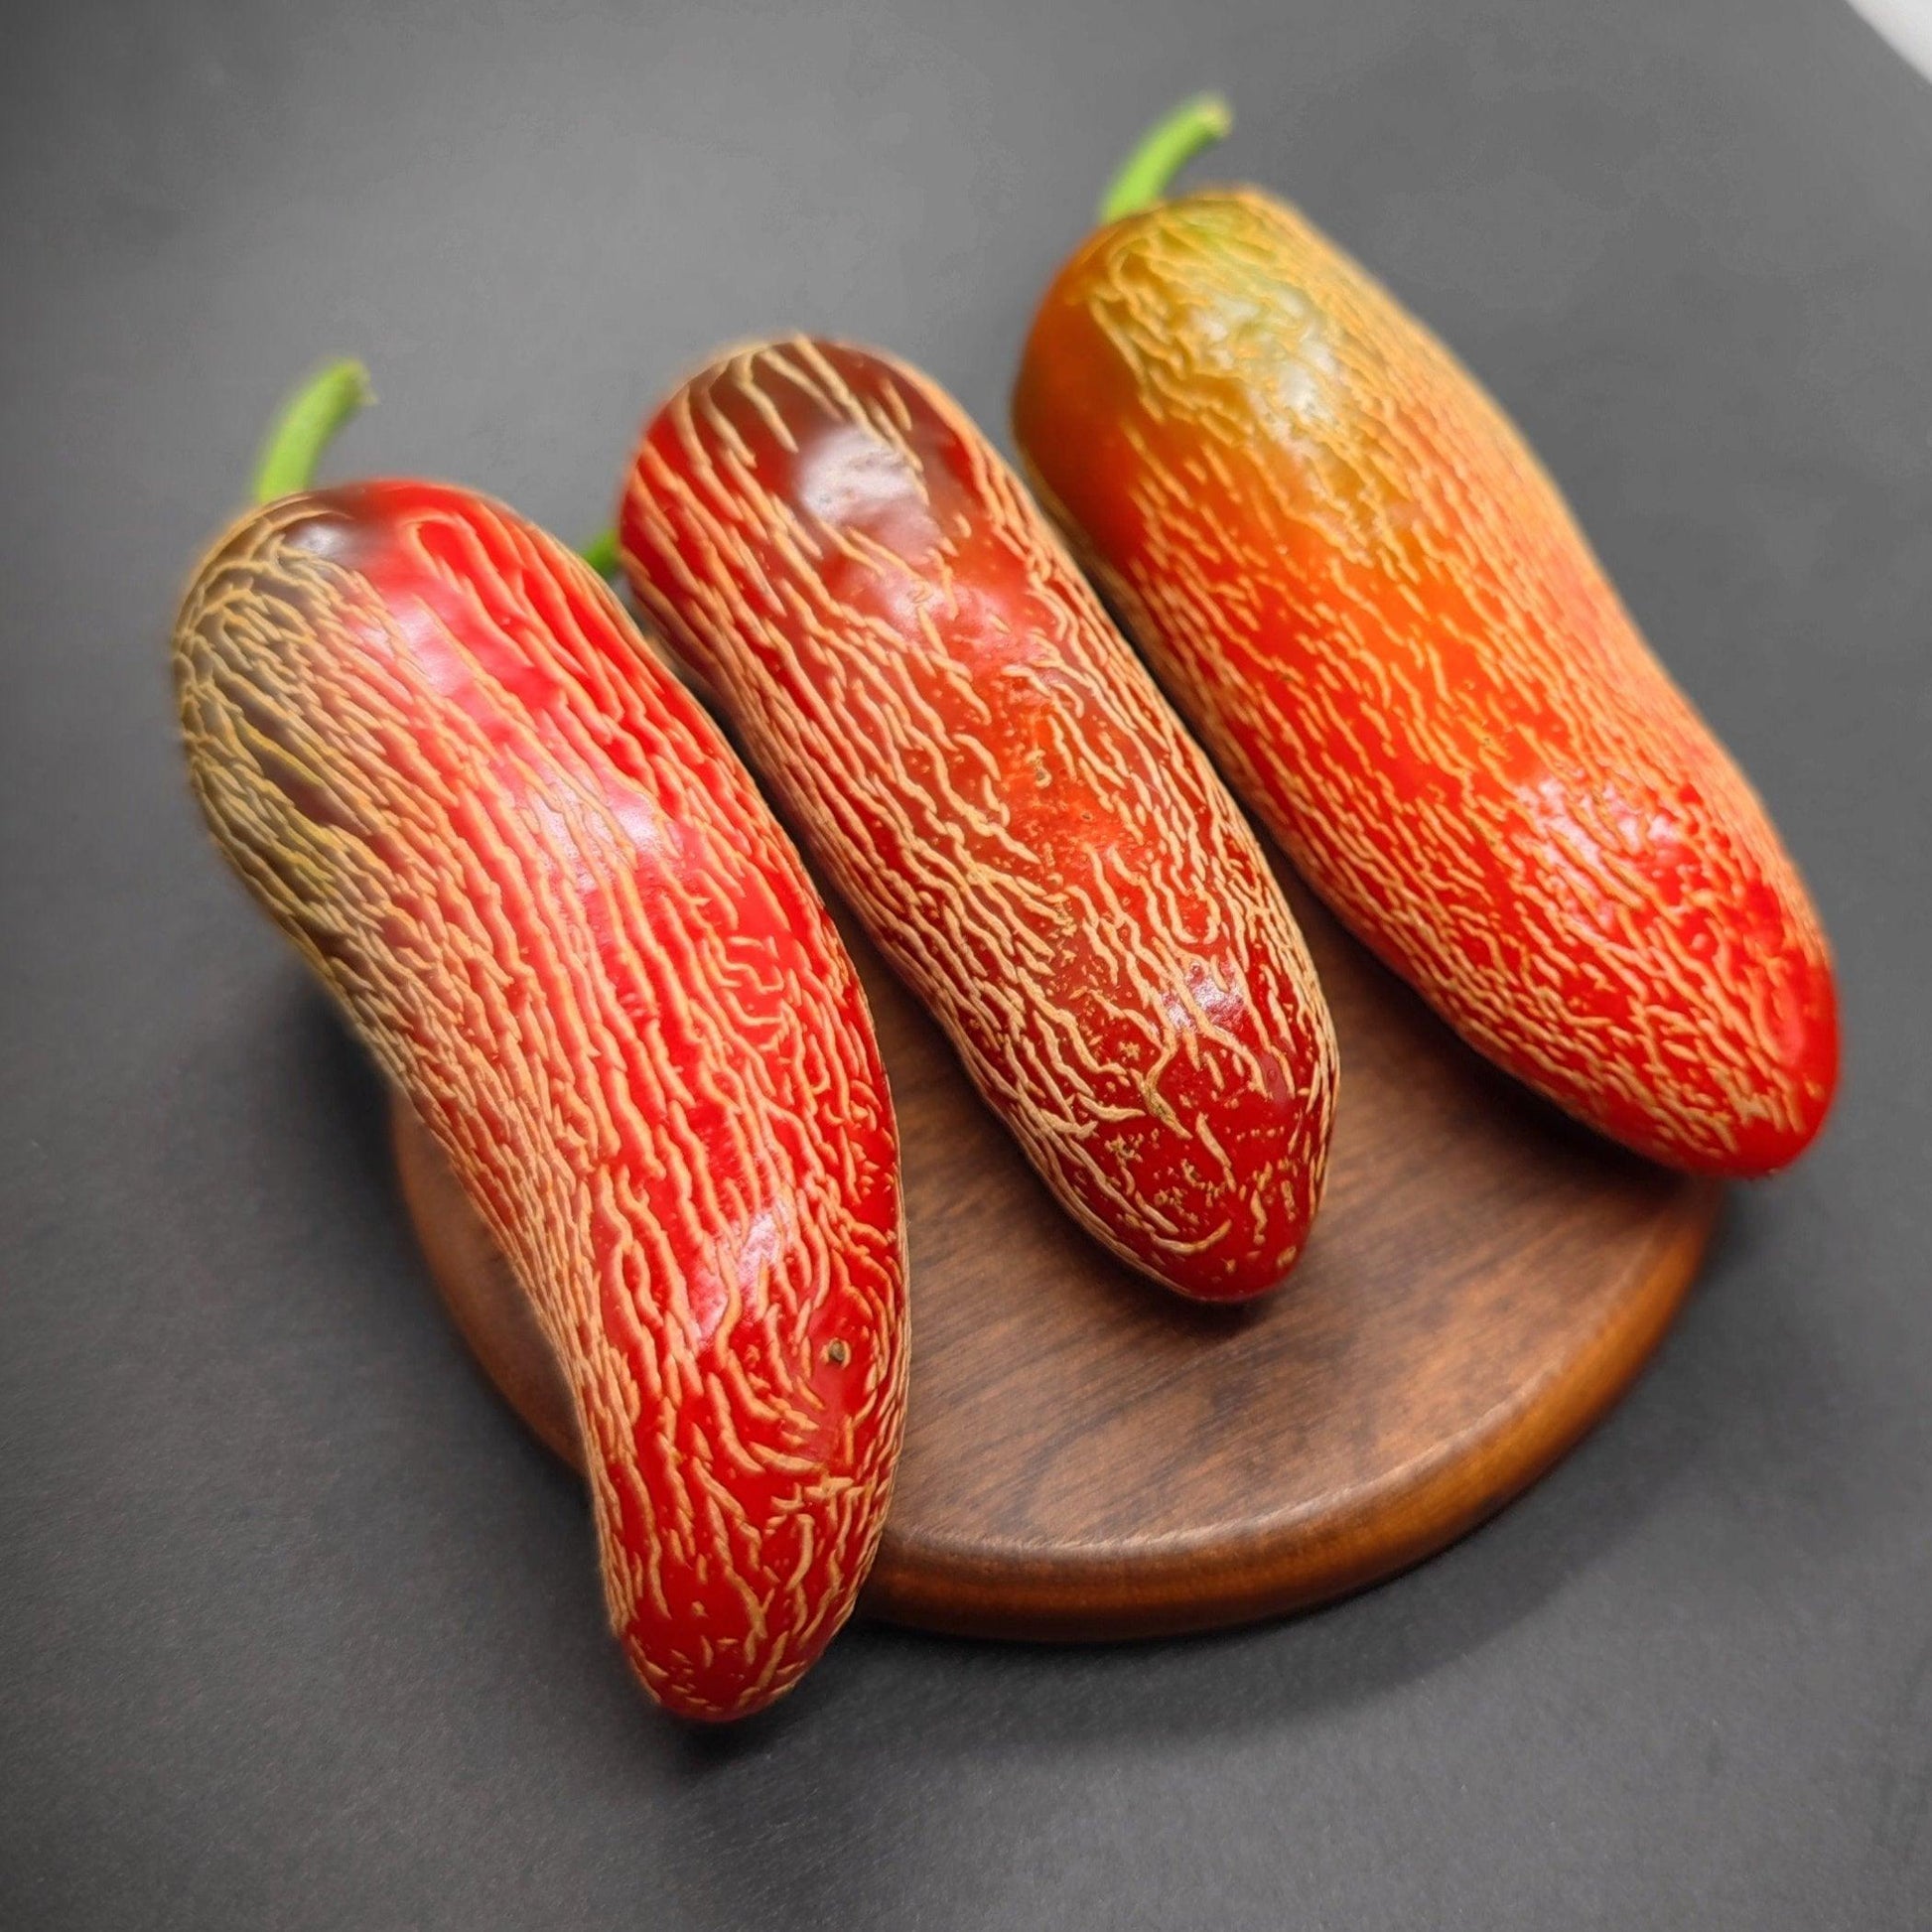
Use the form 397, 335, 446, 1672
580, 526, 621, 580
1096, 91, 1232, 223
250, 358, 375, 504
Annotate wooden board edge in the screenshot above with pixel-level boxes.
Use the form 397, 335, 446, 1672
859, 1183, 1723, 1640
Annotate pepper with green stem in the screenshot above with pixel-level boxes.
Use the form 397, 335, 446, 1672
173, 363, 909, 1723
1014, 95, 1838, 1175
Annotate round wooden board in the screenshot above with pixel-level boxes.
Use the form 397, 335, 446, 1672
391, 860, 1720, 1642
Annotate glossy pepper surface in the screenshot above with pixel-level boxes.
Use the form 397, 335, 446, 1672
1013, 100, 1837, 1175
174, 365, 908, 1722
618, 339, 1336, 1300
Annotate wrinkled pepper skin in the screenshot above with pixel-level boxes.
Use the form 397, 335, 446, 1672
174, 482, 907, 1721
619, 340, 1336, 1300
1015, 190, 1838, 1175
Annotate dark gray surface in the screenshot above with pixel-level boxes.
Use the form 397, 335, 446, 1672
3, 0, 1929, 1925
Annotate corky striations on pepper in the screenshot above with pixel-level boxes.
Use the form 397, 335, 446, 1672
175, 370, 907, 1720
618, 339, 1336, 1300
1014, 103, 1837, 1176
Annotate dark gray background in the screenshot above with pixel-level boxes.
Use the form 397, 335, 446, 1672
4, 0, 1929, 1925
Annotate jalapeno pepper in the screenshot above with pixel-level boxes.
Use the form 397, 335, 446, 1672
1014, 97, 1837, 1175
615, 340, 1336, 1299
175, 363, 907, 1721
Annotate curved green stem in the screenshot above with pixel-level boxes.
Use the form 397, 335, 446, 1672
250, 358, 374, 504
1096, 91, 1232, 223
580, 526, 621, 580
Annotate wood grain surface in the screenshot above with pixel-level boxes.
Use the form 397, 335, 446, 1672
393, 856, 1720, 1642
